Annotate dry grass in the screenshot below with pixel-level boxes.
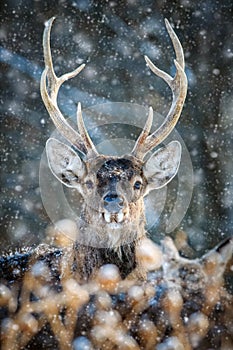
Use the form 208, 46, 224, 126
0, 233, 233, 350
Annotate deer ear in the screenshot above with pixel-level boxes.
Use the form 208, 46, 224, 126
143, 141, 181, 191
46, 138, 85, 187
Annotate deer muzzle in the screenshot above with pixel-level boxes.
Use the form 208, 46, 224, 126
103, 193, 124, 213
103, 192, 125, 224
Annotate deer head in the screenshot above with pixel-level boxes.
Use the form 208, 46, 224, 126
40, 18, 187, 249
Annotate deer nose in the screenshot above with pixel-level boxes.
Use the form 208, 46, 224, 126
103, 193, 124, 213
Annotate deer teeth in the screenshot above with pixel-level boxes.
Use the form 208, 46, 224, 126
103, 211, 124, 223
117, 211, 124, 223
104, 212, 111, 223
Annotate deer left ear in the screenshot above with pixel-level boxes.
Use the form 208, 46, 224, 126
46, 138, 86, 188
143, 141, 181, 191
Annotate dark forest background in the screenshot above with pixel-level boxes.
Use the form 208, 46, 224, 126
0, 0, 233, 254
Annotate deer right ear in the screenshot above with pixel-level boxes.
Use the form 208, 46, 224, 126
46, 138, 85, 187
143, 141, 181, 192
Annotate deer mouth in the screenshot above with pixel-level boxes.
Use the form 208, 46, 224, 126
102, 210, 125, 224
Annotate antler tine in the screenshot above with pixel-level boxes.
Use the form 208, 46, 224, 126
77, 102, 98, 157
165, 18, 184, 70
131, 106, 153, 156
132, 19, 187, 159
40, 17, 98, 157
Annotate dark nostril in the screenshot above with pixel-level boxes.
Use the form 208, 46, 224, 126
104, 194, 117, 203
118, 198, 124, 207
104, 193, 124, 207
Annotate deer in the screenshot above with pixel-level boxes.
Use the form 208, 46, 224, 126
38, 17, 187, 280
1, 18, 233, 350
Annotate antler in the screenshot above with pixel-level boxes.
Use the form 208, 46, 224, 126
40, 17, 98, 158
131, 19, 188, 159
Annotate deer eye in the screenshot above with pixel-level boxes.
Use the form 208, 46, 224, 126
85, 180, 94, 189
134, 181, 142, 190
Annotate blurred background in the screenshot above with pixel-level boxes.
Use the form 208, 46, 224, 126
0, 0, 233, 255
